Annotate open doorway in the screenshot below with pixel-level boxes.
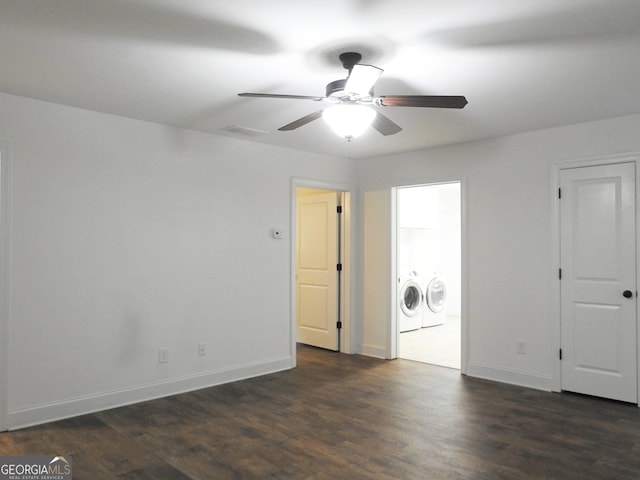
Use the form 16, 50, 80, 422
396, 183, 461, 369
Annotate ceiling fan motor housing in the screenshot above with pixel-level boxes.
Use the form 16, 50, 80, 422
326, 79, 347, 98
326, 78, 374, 99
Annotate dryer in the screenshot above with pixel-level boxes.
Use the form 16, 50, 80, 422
398, 272, 424, 332
423, 272, 447, 327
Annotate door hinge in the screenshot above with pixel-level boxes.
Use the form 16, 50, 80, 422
559, 348, 563, 360
559, 268, 562, 280
337, 263, 343, 271
558, 188, 562, 199
337, 321, 343, 329
337, 205, 343, 214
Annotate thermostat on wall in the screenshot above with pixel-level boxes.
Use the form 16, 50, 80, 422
272, 228, 284, 239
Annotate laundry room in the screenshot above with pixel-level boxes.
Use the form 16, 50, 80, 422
396, 182, 461, 369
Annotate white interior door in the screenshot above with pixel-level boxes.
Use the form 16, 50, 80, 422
560, 162, 637, 403
296, 191, 340, 350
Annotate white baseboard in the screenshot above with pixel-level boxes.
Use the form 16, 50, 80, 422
359, 344, 387, 359
466, 361, 553, 391
8, 356, 293, 430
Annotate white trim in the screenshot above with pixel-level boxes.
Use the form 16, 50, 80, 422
554, 151, 640, 170
389, 180, 468, 373
8, 356, 292, 430
460, 179, 469, 375
290, 178, 353, 357
359, 344, 387, 359
340, 191, 353, 354
552, 151, 640, 401
0, 140, 11, 431
389, 188, 398, 359
550, 163, 562, 392
466, 362, 553, 391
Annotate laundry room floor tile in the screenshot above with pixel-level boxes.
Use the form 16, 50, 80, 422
398, 315, 461, 368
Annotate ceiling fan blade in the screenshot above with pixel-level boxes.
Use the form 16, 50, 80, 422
238, 93, 325, 101
344, 64, 383, 96
376, 95, 468, 109
371, 111, 402, 136
278, 110, 324, 131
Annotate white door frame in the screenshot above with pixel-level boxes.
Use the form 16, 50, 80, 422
290, 178, 353, 365
551, 151, 640, 399
390, 179, 468, 374
0, 140, 11, 431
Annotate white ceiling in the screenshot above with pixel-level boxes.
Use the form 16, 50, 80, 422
1, 0, 639, 159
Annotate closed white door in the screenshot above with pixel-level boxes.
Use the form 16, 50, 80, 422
296, 191, 340, 350
560, 162, 637, 403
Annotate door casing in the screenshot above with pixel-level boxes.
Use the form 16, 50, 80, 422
552, 151, 640, 403
389, 180, 468, 374
290, 178, 352, 365
0, 140, 11, 431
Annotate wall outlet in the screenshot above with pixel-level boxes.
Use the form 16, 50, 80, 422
517, 341, 526, 355
158, 348, 169, 363
198, 343, 206, 357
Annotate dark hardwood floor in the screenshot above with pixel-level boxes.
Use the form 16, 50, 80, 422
3, 344, 640, 479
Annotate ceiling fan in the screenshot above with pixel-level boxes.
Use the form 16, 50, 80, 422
238, 52, 468, 139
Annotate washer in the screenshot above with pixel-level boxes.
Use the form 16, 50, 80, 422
422, 272, 447, 327
398, 272, 424, 332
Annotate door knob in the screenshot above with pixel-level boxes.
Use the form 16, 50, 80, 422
623, 290, 633, 298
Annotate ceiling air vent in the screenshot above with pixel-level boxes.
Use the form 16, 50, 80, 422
220, 125, 268, 138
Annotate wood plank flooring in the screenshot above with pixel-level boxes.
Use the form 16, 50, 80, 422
3, 344, 640, 479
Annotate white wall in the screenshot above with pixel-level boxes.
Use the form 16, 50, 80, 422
361, 190, 390, 358
357, 113, 640, 389
4, 87, 640, 428
0, 92, 355, 428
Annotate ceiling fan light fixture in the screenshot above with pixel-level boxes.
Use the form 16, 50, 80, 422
322, 104, 376, 141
